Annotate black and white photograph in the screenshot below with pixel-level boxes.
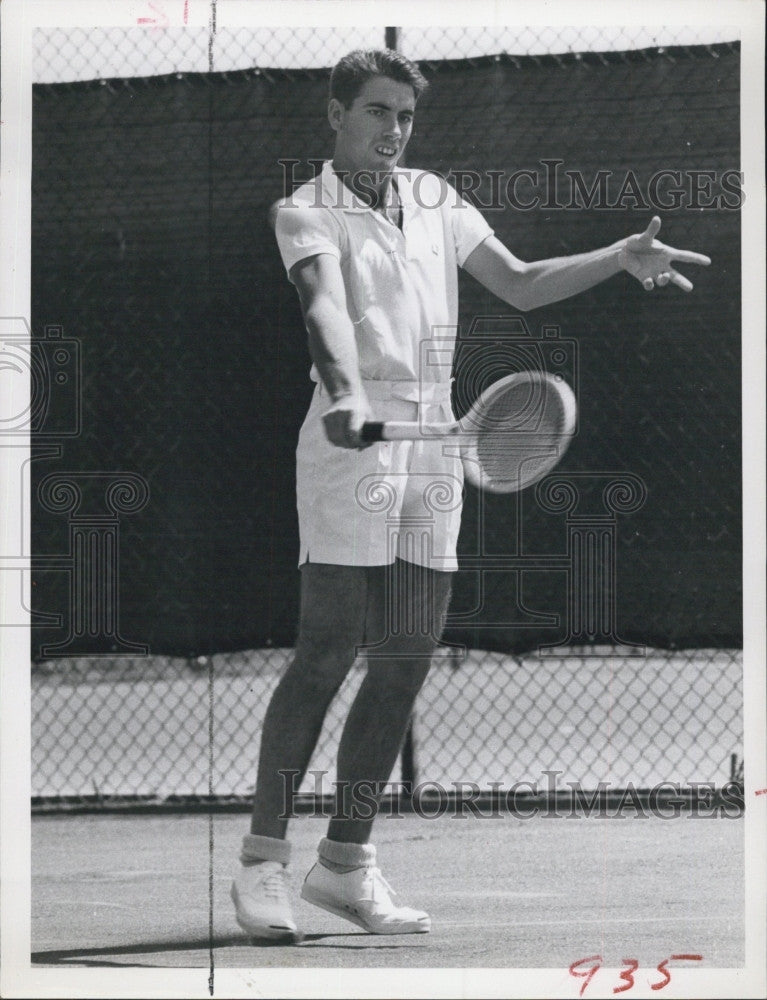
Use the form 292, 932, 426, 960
1, 1, 765, 997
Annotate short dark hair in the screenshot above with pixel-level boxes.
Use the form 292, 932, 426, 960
329, 49, 428, 108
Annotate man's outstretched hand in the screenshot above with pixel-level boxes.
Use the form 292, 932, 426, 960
619, 216, 711, 292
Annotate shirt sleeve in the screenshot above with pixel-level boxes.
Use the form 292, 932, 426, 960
273, 201, 344, 281
442, 179, 494, 266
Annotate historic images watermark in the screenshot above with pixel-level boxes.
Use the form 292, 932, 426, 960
0, 317, 149, 654
278, 769, 745, 821
279, 158, 744, 212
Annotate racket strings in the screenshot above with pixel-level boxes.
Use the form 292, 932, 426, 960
472, 378, 570, 488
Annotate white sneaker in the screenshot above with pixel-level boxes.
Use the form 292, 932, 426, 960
301, 861, 431, 934
231, 861, 302, 942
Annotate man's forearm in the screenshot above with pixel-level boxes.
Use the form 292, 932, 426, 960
516, 240, 624, 310
304, 303, 363, 403
464, 234, 627, 312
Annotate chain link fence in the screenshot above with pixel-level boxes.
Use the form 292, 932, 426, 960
33, 646, 741, 805
28, 24, 743, 809
33, 24, 741, 81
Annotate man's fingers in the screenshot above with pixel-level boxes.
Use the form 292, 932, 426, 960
668, 247, 712, 266
348, 414, 374, 448
642, 215, 662, 241
353, 427, 374, 449
322, 409, 374, 448
346, 423, 371, 448
628, 224, 708, 292
668, 269, 693, 292
323, 412, 354, 448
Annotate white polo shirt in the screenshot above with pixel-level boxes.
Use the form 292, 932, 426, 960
273, 161, 493, 389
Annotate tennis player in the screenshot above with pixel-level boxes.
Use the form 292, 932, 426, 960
231, 48, 711, 941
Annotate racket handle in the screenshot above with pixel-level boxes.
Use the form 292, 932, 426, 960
361, 421, 422, 442
360, 420, 459, 442
360, 421, 385, 443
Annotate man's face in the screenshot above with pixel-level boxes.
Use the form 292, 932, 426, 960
329, 75, 416, 176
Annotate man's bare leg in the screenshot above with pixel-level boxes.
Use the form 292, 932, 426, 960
235, 559, 452, 938
327, 558, 453, 843
249, 562, 370, 839
298, 559, 452, 935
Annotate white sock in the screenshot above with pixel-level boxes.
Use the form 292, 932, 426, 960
240, 833, 291, 867
318, 837, 375, 873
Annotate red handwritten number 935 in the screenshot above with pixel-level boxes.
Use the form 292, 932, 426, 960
569, 954, 702, 996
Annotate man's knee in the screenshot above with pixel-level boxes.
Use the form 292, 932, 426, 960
275, 563, 369, 694
363, 655, 432, 697
276, 636, 357, 703
294, 625, 360, 670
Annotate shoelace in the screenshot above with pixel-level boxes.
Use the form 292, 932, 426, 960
365, 867, 397, 906
262, 867, 288, 902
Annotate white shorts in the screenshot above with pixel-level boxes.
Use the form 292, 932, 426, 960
296, 381, 464, 570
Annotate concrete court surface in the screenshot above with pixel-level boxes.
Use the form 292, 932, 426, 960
31, 809, 745, 974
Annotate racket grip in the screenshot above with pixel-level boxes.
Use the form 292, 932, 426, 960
360, 421, 385, 443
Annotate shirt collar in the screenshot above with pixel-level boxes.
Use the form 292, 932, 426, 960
320, 160, 415, 213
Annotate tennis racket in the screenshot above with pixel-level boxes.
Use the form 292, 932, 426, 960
361, 370, 577, 493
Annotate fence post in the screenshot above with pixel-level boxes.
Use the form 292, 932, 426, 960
385, 27, 400, 50
401, 724, 416, 796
